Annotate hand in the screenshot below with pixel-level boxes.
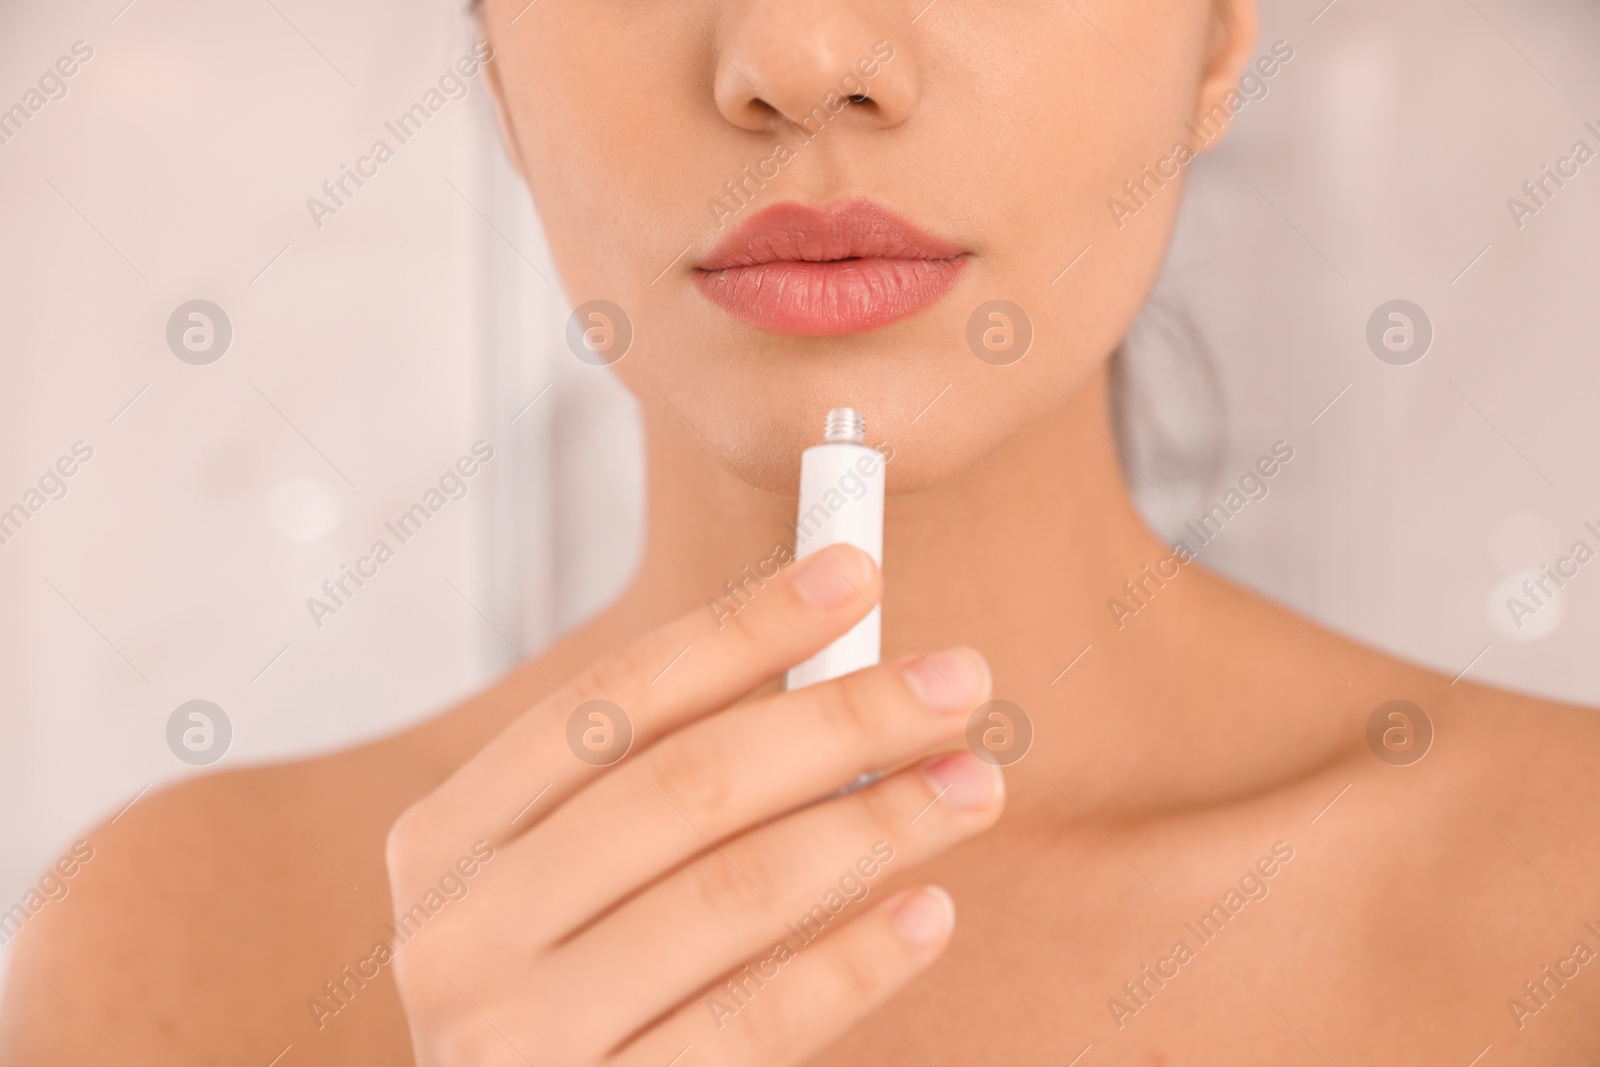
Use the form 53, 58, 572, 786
385, 543, 1004, 1066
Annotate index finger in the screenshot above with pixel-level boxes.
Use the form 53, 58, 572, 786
392, 542, 881, 862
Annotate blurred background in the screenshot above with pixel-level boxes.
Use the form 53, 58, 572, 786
1, 0, 1596, 981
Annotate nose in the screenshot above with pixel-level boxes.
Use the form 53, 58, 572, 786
712, 1, 919, 134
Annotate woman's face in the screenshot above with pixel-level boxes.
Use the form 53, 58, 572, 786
483, 0, 1256, 493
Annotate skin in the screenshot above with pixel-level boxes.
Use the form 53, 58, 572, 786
6, 0, 1600, 1063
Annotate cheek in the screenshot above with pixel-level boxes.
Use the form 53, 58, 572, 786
871, 12, 1204, 488
501, 8, 709, 298
940, 9, 1204, 310
503, 9, 735, 423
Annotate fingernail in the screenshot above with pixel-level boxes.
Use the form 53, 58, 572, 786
921, 752, 1004, 810
901, 648, 990, 714
891, 886, 955, 948
791, 545, 872, 609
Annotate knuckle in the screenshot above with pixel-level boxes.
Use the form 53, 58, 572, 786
729, 982, 808, 1060
707, 594, 766, 654
708, 941, 890, 1062
817, 674, 887, 747
855, 778, 911, 846
644, 727, 734, 818
567, 638, 658, 703
832, 937, 894, 1004
688, 841, 782, 917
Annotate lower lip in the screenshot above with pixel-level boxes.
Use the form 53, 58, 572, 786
695, 256, 967, 336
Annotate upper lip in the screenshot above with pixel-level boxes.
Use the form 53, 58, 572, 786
696, 198, 965, 271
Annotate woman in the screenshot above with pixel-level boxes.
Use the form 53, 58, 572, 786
5, 0, 1598, 1063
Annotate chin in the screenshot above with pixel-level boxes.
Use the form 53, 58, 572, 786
623, 316, 1070, 498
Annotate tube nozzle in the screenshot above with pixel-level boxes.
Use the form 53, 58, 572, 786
823, 407, 866, 445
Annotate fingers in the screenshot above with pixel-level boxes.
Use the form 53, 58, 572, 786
390, 543, 880, 884
482, 646, 991, 941
549, 752, 1004, 1051
611, 886, 956, 1067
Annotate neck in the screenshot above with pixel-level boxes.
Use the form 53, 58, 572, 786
545, 365, 1365, 825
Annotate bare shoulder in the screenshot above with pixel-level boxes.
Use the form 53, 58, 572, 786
0, 746, 414, 1064
1362, 675, 1600, 1051
1188, 565, 1600, 895
1318, 609, 1600, 872
1215, 587, 1600, 1051
0, 664, 551, 1066
1433, 675, 1600, 871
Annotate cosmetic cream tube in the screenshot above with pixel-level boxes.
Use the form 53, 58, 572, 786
785, 408, 885, 691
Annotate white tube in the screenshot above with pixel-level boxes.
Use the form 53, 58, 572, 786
786, 408, 885, 691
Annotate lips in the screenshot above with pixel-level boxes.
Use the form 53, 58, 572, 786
694, 198, 967, 336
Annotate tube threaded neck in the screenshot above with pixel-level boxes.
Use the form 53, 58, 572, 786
823, 407, 866, 445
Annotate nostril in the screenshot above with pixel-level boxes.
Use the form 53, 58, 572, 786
736, 95, 784, 128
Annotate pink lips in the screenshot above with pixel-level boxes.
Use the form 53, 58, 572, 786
694, 199, 968, 335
